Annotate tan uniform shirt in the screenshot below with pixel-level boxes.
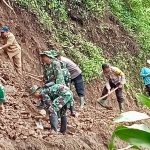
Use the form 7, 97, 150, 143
104, 66, 126, 90
3, 32, 21, 58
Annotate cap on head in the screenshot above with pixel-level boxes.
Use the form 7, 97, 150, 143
30, 85, 39, 95
40, 51, 55, 59
49, 49, 58, 57
147, 60, 150, 64
102, 63, 110, 70
0, 26, 9, 33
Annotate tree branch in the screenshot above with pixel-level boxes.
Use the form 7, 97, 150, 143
1, 0, 16, 15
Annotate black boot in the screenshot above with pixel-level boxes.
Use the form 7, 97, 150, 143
60, 115, 67, 134
119, 102, 124, 113
50, 112, 58, 132
70, 106, 76, 117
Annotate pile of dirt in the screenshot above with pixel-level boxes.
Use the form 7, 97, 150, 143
0, 60, 115, 150
0, 2, 143, 150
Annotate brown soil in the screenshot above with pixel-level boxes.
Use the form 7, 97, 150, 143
67, 4, 140, 57
0, 2, 145, 150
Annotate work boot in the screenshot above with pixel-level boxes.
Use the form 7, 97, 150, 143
50, 112, 58, 132
70, 106, 76, 117
60, 115, 67, 134
79, 96, 85, 109
119, 102, 124, 113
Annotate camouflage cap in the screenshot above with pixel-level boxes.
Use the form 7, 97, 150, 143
30, 85, 39, 95
40, 51, 55, 59
49, 49, 58, 57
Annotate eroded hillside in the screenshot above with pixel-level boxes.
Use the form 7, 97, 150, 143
0, 1, 147, 150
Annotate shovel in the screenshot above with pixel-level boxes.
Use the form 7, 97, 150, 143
97, 87, 118, 110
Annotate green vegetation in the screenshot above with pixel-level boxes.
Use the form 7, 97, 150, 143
14, 1, 150, 148
56, 29, 104, 80
109, 94, 150, 149
16, 0, 105, 81
15, 0, 150, 90
108, 0, 150, 51
108, 0, 150, 91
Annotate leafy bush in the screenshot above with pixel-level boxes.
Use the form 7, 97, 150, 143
56, 29, 104, 81
108, 0, 150, 50
109, 94, 150, 149
16, 0, 105, 81
16, 0, 150, 87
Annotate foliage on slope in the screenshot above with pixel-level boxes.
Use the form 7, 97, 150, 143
108, 0, 150, 51
108, 0, 150, 91
15, 0, 105, 81
15, 0, 150, 92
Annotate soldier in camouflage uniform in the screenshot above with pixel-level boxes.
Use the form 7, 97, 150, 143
49, 50, 85, 109
49, 50, 76, 114
40, 51, 65, 85
49, 49, 71, 87
30, 82, 74, 134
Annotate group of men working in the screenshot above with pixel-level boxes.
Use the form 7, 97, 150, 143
0, 26, 86, 134
0, 25, 149, 134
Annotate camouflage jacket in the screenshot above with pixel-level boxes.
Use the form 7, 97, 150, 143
0, 84, 5, 103
39, 82, 73, 111
59, 60, 71, 85
43, 59, 65, 85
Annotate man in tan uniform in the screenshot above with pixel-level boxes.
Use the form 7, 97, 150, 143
0, 26, 22, 75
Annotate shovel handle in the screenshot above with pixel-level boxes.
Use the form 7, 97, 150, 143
25, 72, 42, 78
26, 74, 43, 82
97, 87, 119, 101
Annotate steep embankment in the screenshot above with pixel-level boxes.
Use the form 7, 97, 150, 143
0, 2, 144, 150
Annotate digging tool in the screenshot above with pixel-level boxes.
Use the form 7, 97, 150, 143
2, 0, 16, 15
25, 74, 43, 82
97, 87, 119, 109
26, 72, 43, 78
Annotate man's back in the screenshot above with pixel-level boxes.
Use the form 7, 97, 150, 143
60, 56, 81, 79
43, 59, 65, 85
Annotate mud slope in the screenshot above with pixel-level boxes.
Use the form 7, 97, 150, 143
0, 3, 142, 150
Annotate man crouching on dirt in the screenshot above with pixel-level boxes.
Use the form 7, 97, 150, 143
98, 64, 126, 112
30, 82, 74, 134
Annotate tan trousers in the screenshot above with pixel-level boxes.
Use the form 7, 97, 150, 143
12, 52, 22, 75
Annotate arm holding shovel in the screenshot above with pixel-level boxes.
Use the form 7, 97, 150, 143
97, 64, 125, 111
